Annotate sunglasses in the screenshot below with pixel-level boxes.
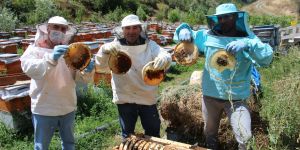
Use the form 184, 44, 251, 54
217, 14, 235, 21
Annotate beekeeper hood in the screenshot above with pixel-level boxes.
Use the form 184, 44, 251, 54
34, 16, 77, 47
206, 3, 252, 37
113, 14, 148, 39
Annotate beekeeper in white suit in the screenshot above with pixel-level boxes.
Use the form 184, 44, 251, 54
20, 16, 94, 150
95, 14, 172, 139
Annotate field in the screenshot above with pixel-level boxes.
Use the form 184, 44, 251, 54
0, 46, 299, 149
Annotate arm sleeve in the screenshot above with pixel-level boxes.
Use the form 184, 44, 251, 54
150, 41, 172, 68
246, 36, 274, 67
173, 23, 207, 53
95, 44, 111, 73
20, 46, 54, 80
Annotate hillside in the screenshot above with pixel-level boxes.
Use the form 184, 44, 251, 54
242, 0, 299, 17
1, 0, 299, 32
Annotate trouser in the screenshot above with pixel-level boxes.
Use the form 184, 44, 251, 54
32, 111, 75, 150
202, 96, 252, 150
117, 103, 161, 138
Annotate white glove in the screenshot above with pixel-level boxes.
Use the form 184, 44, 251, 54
102, 42, 119, 55
153, 57, 169, 70
179, 28, 192, 41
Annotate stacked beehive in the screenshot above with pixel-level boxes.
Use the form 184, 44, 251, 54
147, 22, 176, 46
0, 31, 32, 130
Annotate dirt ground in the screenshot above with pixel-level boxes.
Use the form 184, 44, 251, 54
242, 0, 299, 17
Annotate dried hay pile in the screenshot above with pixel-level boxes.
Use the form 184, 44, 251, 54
159, 81, 269, 149
159, 84, 204, 142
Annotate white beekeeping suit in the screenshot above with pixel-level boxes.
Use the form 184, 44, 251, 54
20, 16, 93, 116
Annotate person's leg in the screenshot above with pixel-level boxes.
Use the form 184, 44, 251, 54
117, 103, 138, 138
202, 96, 224, 150
138, 104, 161, 137
224, 101, 252, 150
58, 111, 75, 150
32, 114, 58, 150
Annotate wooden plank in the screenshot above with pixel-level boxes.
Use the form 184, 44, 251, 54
143, 135, 207, 150
0, 44, 18, 53
0, 73, 30, 86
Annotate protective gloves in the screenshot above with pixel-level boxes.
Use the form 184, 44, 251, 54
51, 45, 69, 61
225, 40, 249, 55
84, 59, 95, 73
102, 43, 119, 55
179, 28, 192, 42
153, 57, 169, 71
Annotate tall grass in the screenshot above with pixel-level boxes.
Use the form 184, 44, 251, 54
259, 46, 300, 149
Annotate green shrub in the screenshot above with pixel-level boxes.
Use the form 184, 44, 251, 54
89, 12, 102, 23
76, 82, 115, 119
0, 7, 18, 32
139, 4, 154, 17
74, 4, 86, 23
104, 6, 131, 23
26, 0, 57, 25
4, 0, 35, 23
167, 8, 180, 23
259, 46, 300, 149
0, 123, 14, 147
165, 0, 188, 10
249, 15, 295, 27
140, 0, 159, 9
75, 82, 119, 149
181, 9, 206, 25
123, 0, 139, 14
136, 6, 147, 21
155, 2, 169, 21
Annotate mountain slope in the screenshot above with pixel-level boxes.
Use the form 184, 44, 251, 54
242, 0, 299, 17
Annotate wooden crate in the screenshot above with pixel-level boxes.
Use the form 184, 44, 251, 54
0, 60, 22, 75
27, 29, 37, 35
0, 73, 30, 86
82, 41, 100, 54
0, 96, 31, 113
162, 30, 174, 38
104, 31, 112, 38
94, 72, 111, 85
92, 31, 105, 39
73, 33, 94, 42
0, 43, 18, 53
0, 32, 10, 39
12, 30, 27, 37
148, 23, 161, 32
21, 38, 34, 51
21, 42, 31, 51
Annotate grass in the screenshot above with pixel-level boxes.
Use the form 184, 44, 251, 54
258, 46, 300, 149
0, 82, 121, 150
159, 57, 205, 91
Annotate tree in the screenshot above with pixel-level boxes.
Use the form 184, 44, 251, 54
168, 8, 180, 23
155, 2, 169, 21
27, 0, 57, 25
0, 7, 18, 31
136, 6, 147, 21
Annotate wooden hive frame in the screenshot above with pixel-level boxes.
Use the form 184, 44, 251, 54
115, 135, 208, 150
